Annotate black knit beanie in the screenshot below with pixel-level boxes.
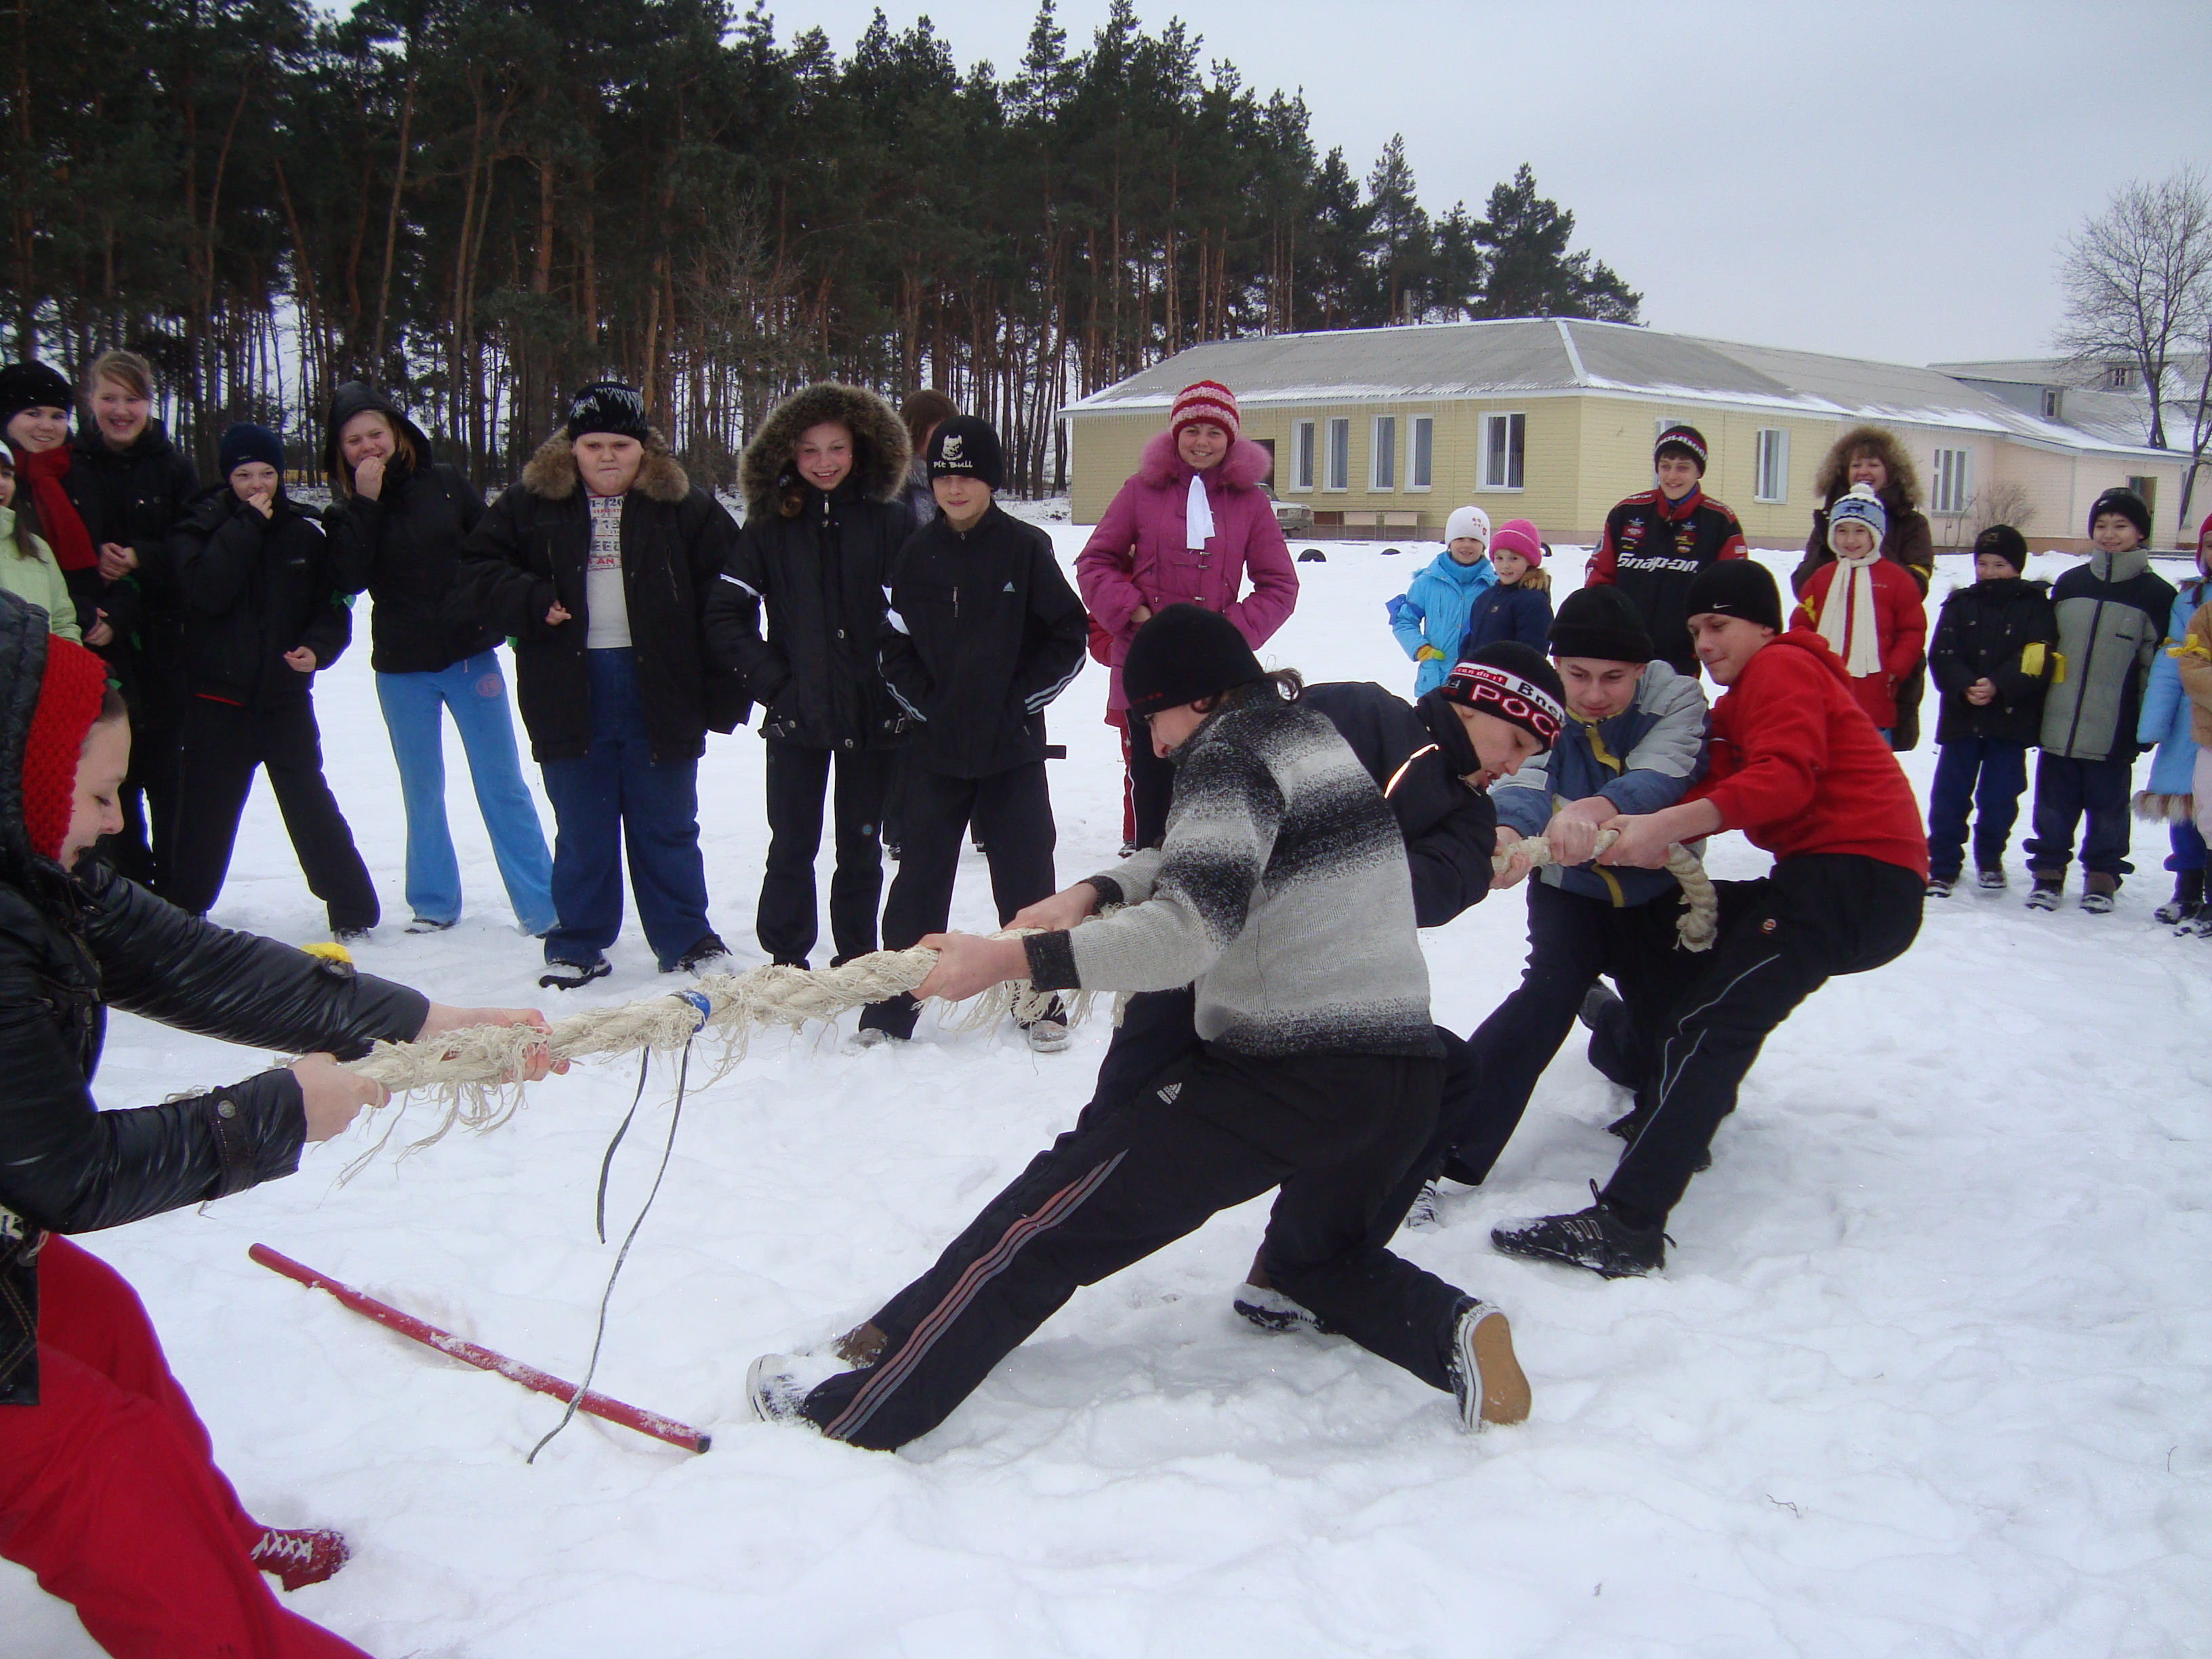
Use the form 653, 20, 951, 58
564, 381, 650, 443
218, 422, 285, 480
1683, 559, 1783, 632
0, 361, 75, 432
1973, 524, 2028, 573
927, 415, 1004, 491
1439, 640, 1567, 751
2087, 487, 2151, 544
1548, 585, 1654, 663
1654, 423, 1708, 473
1123, 603, 1267, 718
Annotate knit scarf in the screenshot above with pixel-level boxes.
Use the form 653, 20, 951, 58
13, 446, 96, 573
1185, 472, 1215, 552
1818, 550, 1883, 677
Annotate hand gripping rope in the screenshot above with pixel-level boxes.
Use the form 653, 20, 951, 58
1491, 831, 1717, 951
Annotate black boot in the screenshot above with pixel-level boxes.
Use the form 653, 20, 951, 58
2155, 869, 2204, 926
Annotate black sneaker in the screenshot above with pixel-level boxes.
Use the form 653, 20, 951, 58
332, 926, 373, 944
1976, 867, 2007, 891
1578, 981, 1622, 1031
1925, 876, 1955, 898
1448, 1297, 1530, 1432
1231, 1281, 1329, 1334
1491, 1183, 1666, 1279
673, 935, 737, 976
405, 917, 456, 935
2025, 877, 2062, 912
538, 957, 611, 991
2155, 870, 2203, 925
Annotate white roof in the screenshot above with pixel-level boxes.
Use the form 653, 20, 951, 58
1062, 318, 2177, 462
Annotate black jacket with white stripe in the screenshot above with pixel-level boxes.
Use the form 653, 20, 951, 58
878, 504, 1088, 779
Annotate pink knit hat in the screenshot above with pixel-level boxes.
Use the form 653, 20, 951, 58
1491, 518, 1542, 564
1169, 381, 1240, 442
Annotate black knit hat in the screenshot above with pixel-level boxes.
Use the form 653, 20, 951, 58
2087, 486, 2151, 544
564, 380, 650, 443
218, 422, 285, 480
1123, 603, 1267, 718
1655, 423, 1708, 473
1439, 641, 1567, 752
0, 361, 75, 432
1973, 523, 2028, 573
1548, 585, 1654, 664
927, 415, 1004, 491
1683, 559, 1783, 632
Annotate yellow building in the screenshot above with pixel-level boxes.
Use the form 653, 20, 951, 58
1062, 319, 2203, 552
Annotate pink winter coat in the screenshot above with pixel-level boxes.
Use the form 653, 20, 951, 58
1076, 432, 1300, 713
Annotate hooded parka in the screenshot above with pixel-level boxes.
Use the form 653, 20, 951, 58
457, 431, 746, 765
2039, 548, 2175, 762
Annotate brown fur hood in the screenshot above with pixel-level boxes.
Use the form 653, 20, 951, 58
1814, 424, 1921, 514
739, 383, 910, 517
520, 428, 691, 504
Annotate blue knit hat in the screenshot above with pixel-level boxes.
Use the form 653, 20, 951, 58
218, 422, 285, 480
1827, 482, 1887, 553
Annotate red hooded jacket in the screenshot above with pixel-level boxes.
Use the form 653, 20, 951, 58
1684, 628, 1929, 879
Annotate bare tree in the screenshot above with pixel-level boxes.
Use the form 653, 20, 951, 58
2056, 169, 2212, 455
1968, 480, 2037, 543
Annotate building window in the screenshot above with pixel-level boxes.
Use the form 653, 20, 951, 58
1931, 447, 1971, 516
1325, 418, 1349, 492
1371, 416, 1397, 491
2041, 388, 2062, 419
1754, 429, 1788, 504
1480, 413, 1525, 491
2128, 475, 2159, 526
1290, 420, 1315, 492
1409, 416, 1433, 490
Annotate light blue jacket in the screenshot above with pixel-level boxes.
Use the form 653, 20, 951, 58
2137, 577, 2207, 797
1389, 550, 1496, 695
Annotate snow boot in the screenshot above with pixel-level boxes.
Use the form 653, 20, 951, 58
1578, 981, 1622, 1031
1491, 1182, 1666, 1279
2154, 869, 2204, 926
538, 957, 611, 991
673, 934, 737, 976
2025, 874, 2063, 912
2079, 872, 2118, 914
1448, 1298, 1530, 1432
1977, 866, 2008, 891
1925, 876, 1955, 898
2186, 910, 2212, 939
250, 1527, 350, 1593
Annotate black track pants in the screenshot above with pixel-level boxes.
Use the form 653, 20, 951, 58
1601, 854, 1923, 1229
756, 741, 897, 966
800, 1048, 1462, 1450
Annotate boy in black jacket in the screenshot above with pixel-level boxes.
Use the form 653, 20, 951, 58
1925, 525, 2056, 895
165, 424, 379, 937
857, 417, 1088, 1047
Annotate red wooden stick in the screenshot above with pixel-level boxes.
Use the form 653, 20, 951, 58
249, 1243, 710, 1454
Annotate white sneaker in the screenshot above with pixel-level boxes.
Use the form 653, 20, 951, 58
1448, 1298, 1530, 1433
746, 1350, 847, 1427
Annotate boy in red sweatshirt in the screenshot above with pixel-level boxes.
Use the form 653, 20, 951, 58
1491, 560, 1926, 1277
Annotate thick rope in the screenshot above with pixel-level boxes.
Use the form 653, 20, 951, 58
1493, 830, 1717, 951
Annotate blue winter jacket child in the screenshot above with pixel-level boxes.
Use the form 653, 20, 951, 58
2137, 575, 2209, 808
1459, 580, 1555, 657
1389, 550, 1496, 695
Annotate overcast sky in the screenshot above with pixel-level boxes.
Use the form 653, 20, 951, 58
775, 0, 2212, 367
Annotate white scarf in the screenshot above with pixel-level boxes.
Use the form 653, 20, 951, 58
1185, 472, 1215, 552
1818, 550, 1884, 677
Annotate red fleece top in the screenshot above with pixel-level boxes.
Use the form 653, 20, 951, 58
1684, 628, 1929, 879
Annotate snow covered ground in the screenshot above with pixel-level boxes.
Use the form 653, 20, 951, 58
9, 531, 2208, 1657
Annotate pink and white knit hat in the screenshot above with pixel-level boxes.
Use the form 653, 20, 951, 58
1170, 381, 1240, 442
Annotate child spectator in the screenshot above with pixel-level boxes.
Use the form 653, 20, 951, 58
1389, 505, 1494, 695
2024, 487, 2175, 913
0, 449, 81, 639
1457, 518, 1553, 655
2167, 590, 2212, 937
2133, 512, 2212, 927
1793, 483, 1926, 741
1584, 424, 1748, 677
857, 416, 1088, 1050
1924, 525, 2056, 896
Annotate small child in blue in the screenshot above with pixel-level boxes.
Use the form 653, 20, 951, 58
1389, 504, 1494, 695
1459, 518, 1553, 657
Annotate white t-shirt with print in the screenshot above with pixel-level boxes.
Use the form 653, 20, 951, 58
583, 491, 632, 649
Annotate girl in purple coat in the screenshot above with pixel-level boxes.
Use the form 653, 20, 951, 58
1077, 381, 1298, 847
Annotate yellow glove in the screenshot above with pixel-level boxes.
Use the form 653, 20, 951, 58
1416, 644, 1446, 662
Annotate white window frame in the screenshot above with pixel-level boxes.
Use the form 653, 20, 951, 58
1325, 417, 1349, 492
1408, 415, 1434, 491
1479, 411, 1525, 491
1370, 415, 1397, 491
1288, 420, 1315, 492
1754, 428, 1789, 504
1931, 447, 1971, 516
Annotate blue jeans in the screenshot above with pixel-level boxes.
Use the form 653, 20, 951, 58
539, 649, 715, 970
376, 653, 554, 932
1927, 739, 2030, 880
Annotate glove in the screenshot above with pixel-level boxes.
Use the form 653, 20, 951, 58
1416, 644, 1445, 662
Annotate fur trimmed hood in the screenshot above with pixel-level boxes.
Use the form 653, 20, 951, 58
520, 428, 690, 504
1137, 429, 1272, 492
739, 383, 910, 516
1815, 424, 1921, 514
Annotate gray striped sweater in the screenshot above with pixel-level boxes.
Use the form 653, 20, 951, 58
1023, 697, 1439, 1059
